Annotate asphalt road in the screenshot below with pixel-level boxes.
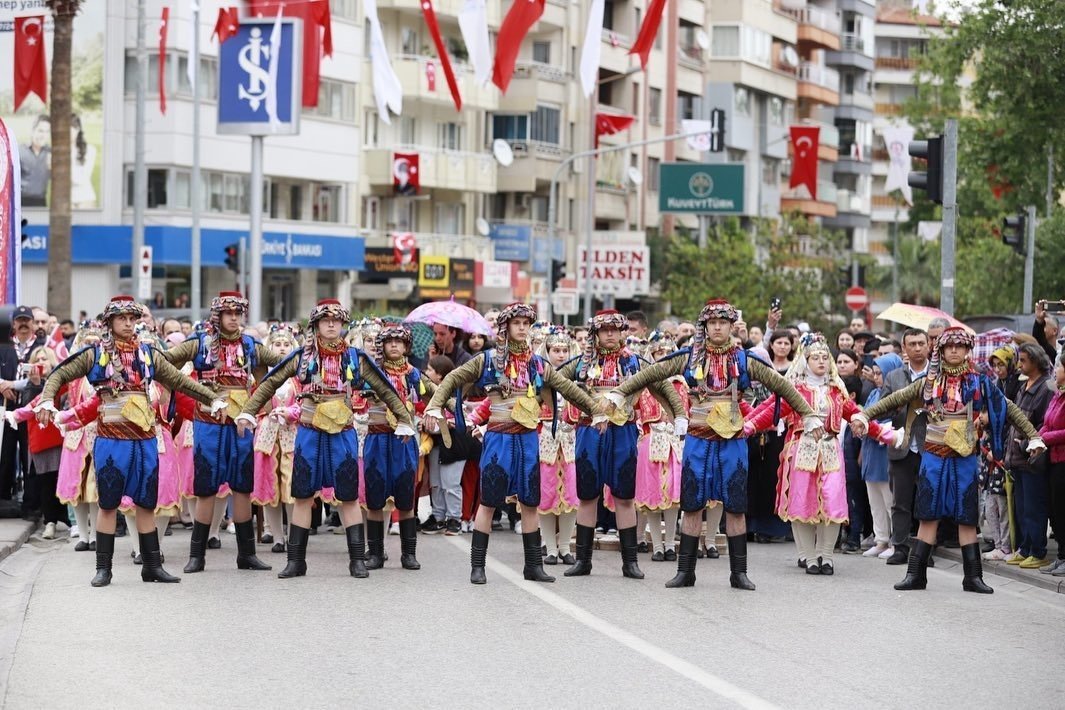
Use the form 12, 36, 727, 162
1, 521, 1062, 709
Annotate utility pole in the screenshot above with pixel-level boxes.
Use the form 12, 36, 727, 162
132, 0, 147, 301
939, 119, 958, 316
1023, 204, 1036, 312
190, 1, 202, 318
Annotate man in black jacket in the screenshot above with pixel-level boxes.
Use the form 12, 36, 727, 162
0, 306, 46, 512
1033, 300, 1060, 364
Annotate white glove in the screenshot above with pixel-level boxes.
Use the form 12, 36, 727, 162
395, 423, 416, 438
893, 429, 907, 449
424, 408, 444, 423
604, 391, 626, 411
674, 417, 689, 437
209, 399, 228, 417
234, 413, 257, 430
1027, 437, 1047, 454
32, 400, 58, 415
590, 414, 608, 425
3, 411, 17, 429
802, 415, 824, 433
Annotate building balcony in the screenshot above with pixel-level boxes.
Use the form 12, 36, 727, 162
797, 62, 840, 105
680, 0, 708, 25
678, 44, 705, 70
834, 148, 873, 175
363, 146, 498, 194
875, 56, 919, 70
715, 0, 798, 44
875, 102, 904, 116
496, 61, 570, 113
595, 184, 632, 222
362, 230, 493, 262
825, 33, 874, 72
823, 189, 871, 229
374, 0, 502, 24
787, 5, 841, 51
373, 55, 498, 111
600, 28, 635, 74
781, 181, 838, 218
494, 141, 570, 193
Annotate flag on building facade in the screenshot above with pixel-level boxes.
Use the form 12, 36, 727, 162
595, 113, 635, 147
212, 6, 240, 43
492, 0, 545, 93
13, 16, 48, 110
159, 7, 170, 114
789, 125, 820, 200
393, 153, 420, 195
0, 118, 22, 305
458, 0, 491, 87
421, 0, 463, 111
579, 0, 605, 97
629, 0, 666, 69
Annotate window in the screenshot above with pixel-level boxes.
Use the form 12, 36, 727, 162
533, 41, 551, 64
649, 87, 662, 125
401, 27, 419, 55
711, 26, 739, 57
176, 54, 219, 99
126, 168, 170, 208
493, 114, 528, 141
603, 0, 615, 30
313, 184, 342, 223
438, 122, 463, 151
223, 174, 245, 213
399, 116, 417, 144
173, 170, 190, 209
364, 110, 379, 146
330, 0, 358, 20
711, 25, 771, 66
734, 87, 751, 116
677, 91, 698, 121
769, 97, 784, 125
307, 79, 357, 122
209, 173, 223, 211
531, 106, 561, 144
762, 158, 779, 185
647, 158, 660, 191
435, 203, 464, 234
632, 81, 641, 115
289, 185, 303, 221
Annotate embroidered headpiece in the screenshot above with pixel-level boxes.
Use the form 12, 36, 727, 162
375, 324, 413, 359
923, 326, 975, 402
647, 330, 677, 358
73, 319, 106, 348
267, 323, 298, 349
309, 298, 350, 327
493, 302, 537, 378
936, 326, 975, 352
587, 309, 628, 336
211, 290, 248, 315
785, 332, 845, 392
697, 298, 739, 325
101, 295, 142, 322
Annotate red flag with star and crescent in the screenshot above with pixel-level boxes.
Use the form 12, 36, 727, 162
420, 0, 462, 111
789, 126, 820, 200
595, 113, 635, 147
13, 16, 48, 110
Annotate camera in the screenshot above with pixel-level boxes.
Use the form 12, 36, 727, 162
769, 297, 781, 312
1041, 300, 1065, 313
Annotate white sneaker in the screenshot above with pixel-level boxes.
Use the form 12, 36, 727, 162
877, 546, 895, 560
462, 521, 472, 533
388, 522, 399, 535
863, 543, 888, 557
983, 549, 1008, 561
70, 524, 80, 539
513, 521, 522, 534
226, 522, 236, 534
42, 522, 56, 540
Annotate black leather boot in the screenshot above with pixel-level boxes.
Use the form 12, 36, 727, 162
470, 529, 489, 584
961, 542, 994, 594
365, 519, 385, 569
522, 530, 555, 582
183, 520, 209, 573
346, 524, 369, 578
399, 517, 421, 570
619, 526, 645, 579
278, 524, 309, 578
140, 531, 180, 583
665, 533, 699, 588
563, 524, 595, 577
727, 534, 756, 590
235, 519, 271, 571
894, 539, 932, 590
91, 532, 115, 587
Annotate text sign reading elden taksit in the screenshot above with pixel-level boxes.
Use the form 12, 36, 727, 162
577, 232, 650, 297
658, 163, 745, 214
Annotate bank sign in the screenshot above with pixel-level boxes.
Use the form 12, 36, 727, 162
658, 163, 745, 214
217, 18, 302, 135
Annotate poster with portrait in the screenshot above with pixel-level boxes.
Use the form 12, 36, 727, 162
0, 1, 105, 210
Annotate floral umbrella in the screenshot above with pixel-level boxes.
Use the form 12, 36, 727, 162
405, 299, 494, 336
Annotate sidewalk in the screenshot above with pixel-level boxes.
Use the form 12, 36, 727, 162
935, 538, 1065, 594
0, 519, 37, 564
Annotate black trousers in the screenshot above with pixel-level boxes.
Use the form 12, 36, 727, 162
36, 470, 69, 526
1047, 462, 1065, 561
888, 451, 921, 546
0, 423, 29, 500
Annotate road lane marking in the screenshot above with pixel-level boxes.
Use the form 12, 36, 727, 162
445, 536, 780, 710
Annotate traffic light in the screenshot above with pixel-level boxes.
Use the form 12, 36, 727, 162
549, 259, 565, 290
224, 242, 240, 273
907, 136, 944, 204
709, 108, 726, 153
1001, 213, 1026, 254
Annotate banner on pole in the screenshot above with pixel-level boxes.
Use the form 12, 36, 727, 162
0, 117, 22, 304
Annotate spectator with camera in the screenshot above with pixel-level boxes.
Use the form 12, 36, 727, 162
1033, 300, 1061, 363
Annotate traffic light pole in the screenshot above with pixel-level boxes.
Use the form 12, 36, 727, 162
1024, 204, 1036, 312
248, 136, 264, 323
940, 119, 958, 316
190, 0, 202, 319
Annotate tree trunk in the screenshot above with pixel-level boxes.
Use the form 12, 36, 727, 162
46, 2, 79, 319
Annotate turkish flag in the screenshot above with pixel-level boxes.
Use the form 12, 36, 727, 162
392, 232, 416, 265
246, 0, 333, 108
13, 16, 48, 110
789, 126, 820, 200
393, 153, 420, 195
629, 0, 666, 69
159, 7, 169, 114
595, 112, 635, 147
492, 0, 545, 93
421, 0, 462, 111
212, 6, 240, 44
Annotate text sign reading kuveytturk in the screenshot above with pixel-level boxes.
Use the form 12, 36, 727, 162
217, 18, 303, 135
658, 163, 745, 214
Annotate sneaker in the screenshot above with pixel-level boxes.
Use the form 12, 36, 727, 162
461, 520, 473, 533
863, 543, 888, 558
419, 515, 441, 532
70, 524, 80, 539
388, 522, 400, 536
422, 518, 445, 534
444, 519, 461, 536
42, 522, 56, 540
1019, 555, 1048, 569
226, 522, 236, 534
877, 546, 895, 560
1039, 558, 1065, 574
859, 534, 875, 549
513, 520, 522, 535
983, 549, 1009, 561
840, 540, 861, 554
1005, 552, 1027, 565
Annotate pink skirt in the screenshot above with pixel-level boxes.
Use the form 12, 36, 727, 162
155, 428, 181, 515
774, 439, 849, 524
57, 436, 96, 505
252, 445, 294, 506
176, 420, 195, 498
538, 459, 578, 515
634, 436, 681, 511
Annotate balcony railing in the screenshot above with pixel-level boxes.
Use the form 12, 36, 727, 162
786, 5, 842, 34
798, 62, 840, 92
875, 56, 919, 70
601, 28, 632, 49
836, 189, 869, 214
492, 140, 568, 159
840, 32, 865, 52
875, 102, 904, 115
783, 181, 838, 203
678, 44, 704, 66
512, 61, 570, 83
487, 219, 553, 236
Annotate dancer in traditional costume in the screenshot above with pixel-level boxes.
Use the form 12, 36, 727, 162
36, 296, 224, 586
537, 326, 580, 565
164, 291, 282, 574
236, 299, 415, 579
424, 303, 600, 585
854, 326, 1046, 593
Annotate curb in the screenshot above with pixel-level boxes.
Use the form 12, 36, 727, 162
0, 520, 38, 565
934, 547, 1065, 594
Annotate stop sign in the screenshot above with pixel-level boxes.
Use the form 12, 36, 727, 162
845, 286, 868, 311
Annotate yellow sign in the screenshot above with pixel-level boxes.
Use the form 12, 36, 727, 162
419, 256, 450, 288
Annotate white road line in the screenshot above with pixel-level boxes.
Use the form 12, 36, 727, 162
446, 536, 780, 710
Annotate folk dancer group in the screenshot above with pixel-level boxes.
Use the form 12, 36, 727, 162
32, 293, 1046, 596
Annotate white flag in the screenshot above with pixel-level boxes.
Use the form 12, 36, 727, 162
918, 221, 942, 242
265, 8, 282, 129
579, 0, 604, 98
458, 0, 491, 88
682, 119, 713, 151
187, 1, 199, 89
366, 0, 403, 124
881, 124, 915, 205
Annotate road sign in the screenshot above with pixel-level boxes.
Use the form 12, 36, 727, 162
217, 18, 303, 136
552, 289, 579, 316
137, 246, 153, 300
845, 286, 868, 311
659, 163, 745, 214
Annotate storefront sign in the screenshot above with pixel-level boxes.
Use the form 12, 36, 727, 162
361, 246, 419, 283
658, 163, 745, 214
488, 223, 531, 262
576, 231, 650, 297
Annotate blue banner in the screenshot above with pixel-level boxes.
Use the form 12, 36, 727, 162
217, 19, 301, 135
21, 224, 364, 270
488, 223, 531, 262
530, 235, 564, 274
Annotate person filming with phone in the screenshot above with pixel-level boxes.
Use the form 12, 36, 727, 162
1034, 300, 1062, 362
